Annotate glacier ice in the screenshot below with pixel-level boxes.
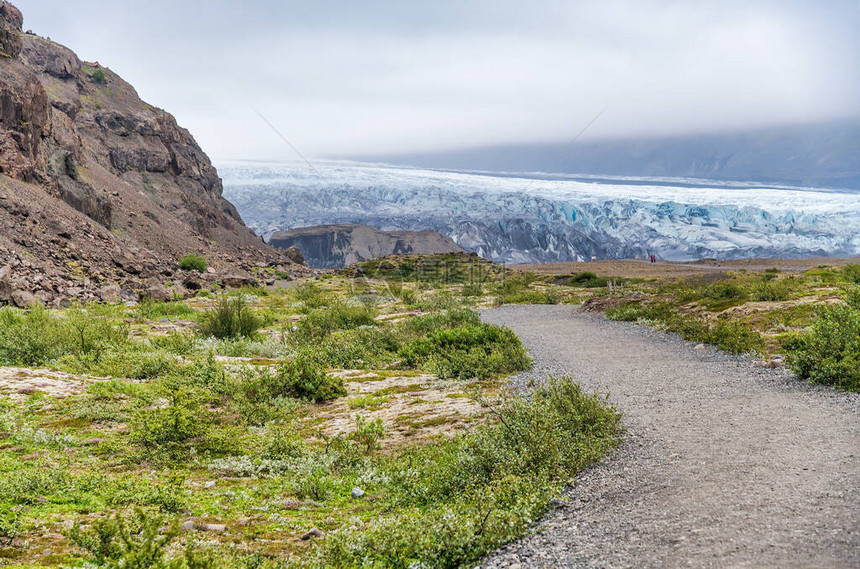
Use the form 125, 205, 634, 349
220, 160, 860, 264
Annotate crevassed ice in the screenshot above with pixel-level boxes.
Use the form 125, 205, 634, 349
219, 160, 860, 263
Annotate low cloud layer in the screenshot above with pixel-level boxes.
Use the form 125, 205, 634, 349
16, 0, 860, 160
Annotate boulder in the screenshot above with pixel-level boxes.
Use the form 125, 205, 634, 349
139, 285, 172, 302
108, 147, 171, 174
21, 36, 81, 79
0, 264, 11, 302
300, 528, 324, 540
284, 246, 305, 265
221, 275, 256, 288
765, 359, 785, 370
182, 276, 202, 291
11, 288, 37, 307
98, 284, 122, 302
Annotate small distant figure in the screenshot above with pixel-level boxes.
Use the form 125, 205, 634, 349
591, 255, 597, 262
650, 255, 656, 264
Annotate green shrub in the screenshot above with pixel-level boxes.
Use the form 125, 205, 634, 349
843, 264, 860, 284
399, 323, 532, 380
296, 469, 334, 501
751, 278, 793, 302
234, 352, 345, 404
460, 283, 484, 297
349, 414, 386, 453
68, 508, 217, 569
607, 302, 762, 355
280, 353, 346, 402
316, 327, 401, 369
178, 254, 207, 273
496, 289, 561, 305
494, 274, 535, 296
845, 287, 860, 310
412, 292, 469, 312
262, 424, 308, 460
605, 303, 644, 322
606, 301, 675, 322
149, 331, 196, 355
0, 304, 127, 366
130, 382, 212, 447
707, 321, 765, 355
233, 394, 301, 427
0, 304, 62, 365
0, 509, 21, 545
90, 68, 106, 84
63, 305, 128, 357
291, 302, 376, 344
62, 349, 180, 380
563, 271, 610, 288
134, 300, 196, 320
783, 304, 860, 391
317, 377, 620, 567
293, 281, 331, 310
348, 393, 387, 410
199, 296, 261, 339
703, 281, 747, 301
0, 467, 71, 506
400, 308, 481, 336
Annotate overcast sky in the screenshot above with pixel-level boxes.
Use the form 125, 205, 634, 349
14, 0, 860, 161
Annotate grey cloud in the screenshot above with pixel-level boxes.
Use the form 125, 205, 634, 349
14, 0, 860, 160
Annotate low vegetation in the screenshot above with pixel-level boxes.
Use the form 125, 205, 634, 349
594, 262, 860, 390
606, 301, 765, 355
199, 295, 262, 339
782, 304, 860, 391
178, 254, 207, 273
0, 259, 623, 567
3, 252, 858, 565
91, 68, 106, 84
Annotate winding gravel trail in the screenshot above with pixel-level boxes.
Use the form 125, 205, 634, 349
481, 305, 860, 569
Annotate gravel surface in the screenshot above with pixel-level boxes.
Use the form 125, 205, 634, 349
480, 305, 860, 569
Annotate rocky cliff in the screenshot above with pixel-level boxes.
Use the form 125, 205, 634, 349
269, 224, 465, 269
0, 2, 305, 306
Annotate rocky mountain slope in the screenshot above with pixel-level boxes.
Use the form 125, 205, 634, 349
269, 224, 464, 268
0, 2, 304, 307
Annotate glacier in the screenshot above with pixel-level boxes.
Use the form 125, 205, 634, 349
219, 160, 860, 264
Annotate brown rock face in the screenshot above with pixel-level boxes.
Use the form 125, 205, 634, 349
0, 2, 309, 305
21, 39, 79, 79
0, 58, 49, 180
0, 2, 23, 58
270, 224, 465, 269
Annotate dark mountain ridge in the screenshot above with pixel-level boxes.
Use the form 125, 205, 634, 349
269, 224, 464, 269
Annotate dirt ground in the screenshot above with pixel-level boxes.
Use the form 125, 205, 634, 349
481, 306, 860, 569
0, 367, 108, 400
317, 371, 484, 450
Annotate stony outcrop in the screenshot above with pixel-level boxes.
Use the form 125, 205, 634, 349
0, 2, 308, 305
269, 224, 465, 269
0, 2, 22, 58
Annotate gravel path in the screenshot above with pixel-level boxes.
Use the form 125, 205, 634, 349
480, 305, 860, 569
